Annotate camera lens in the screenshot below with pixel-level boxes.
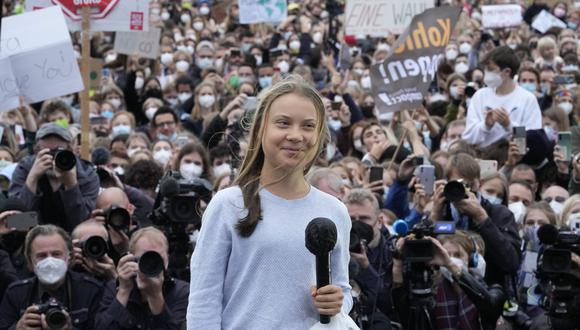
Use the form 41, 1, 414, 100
96, 168, 114, 187
81, 236, 108, 259
45, 308, 67, 329
54, 149, 76, 171
444, 181, 467, 203
169, 195, 197, 223
465, 86, 476, 97
138, 251, 164, 277
106, 206, 131, 230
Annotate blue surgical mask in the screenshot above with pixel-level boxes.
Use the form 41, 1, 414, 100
101, 110, 114, 119
520, 82, 537, 93
568, 22, 577, 30
328, 119, 342, 131
481, 192, 502, 205
259, 76, 272, 89
422, 131, 432, 151
158, 132, 177, 142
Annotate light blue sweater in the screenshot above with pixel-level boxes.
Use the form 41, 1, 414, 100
187, 186, 353, 329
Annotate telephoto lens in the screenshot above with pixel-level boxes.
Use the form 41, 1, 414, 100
104, 205, 131, 231
443, 180, 468, 203
80, 236, 108, 259
52, 149, 76, 171
136, 251, 164, 277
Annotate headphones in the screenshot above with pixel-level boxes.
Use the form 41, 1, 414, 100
468, 235, 479, 269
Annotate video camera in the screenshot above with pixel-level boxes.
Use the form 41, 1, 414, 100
538, 224, 580, 276
399, 221, 456, 263
37, 298, 67, 329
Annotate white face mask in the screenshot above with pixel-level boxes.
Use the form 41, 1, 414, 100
181, 14, 191, 24
35, 257, 68, 285
484, 70, 503, 89
145, 107, 158, 120
450, 256, 466, 270
254, 55, 263, 66
353, 68, 364, 76
175, 60, 190, 73
199, 6, 210, 15
549, 200, 564, 215
197, 57, 214, 70
459, 42, 472, 54
277, 60, 290, 73
326, 144, 336, 161
213, 163, 232, 177
199, 94, 216, 108
193, 22, 204, 31
112, 124, 132, 138
161, 52, 174, 66
180, 163, 203, 180
313, 32, 323, 44
113, 166, 125, 176
161, 12, 170, 20
361, 76, 372, 89
134, 77, 145, 90
153, 149, 172, 166
354, 139, 364, 152
109, 98, 122, 110
178, 92, 192, 103
289, 40, 301, 51
558, 102, 574, 115
446, 49, 458, 61
328, 118, 342, 131
471, 253, 486, 278
127, 147, 142, 158
105, 53, 117, 64
454, 62, 469, 74
508, 201, 526, 224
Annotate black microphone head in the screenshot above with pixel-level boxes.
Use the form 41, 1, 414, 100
305, 217, 337, 256
91, 147, 110, 166
538, 224, 559, 245
159, 176, 180, 197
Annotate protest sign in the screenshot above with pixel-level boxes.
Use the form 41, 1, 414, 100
114, 27, 161, 59
532, 10, 567, 33
370, 6, 462, 114
89, 58, 104, 89
0, 6, 83, 113
238, 0, 287, 24
482, 5, 522, 29
345, 0, 433, 36
26, 0, 149, 32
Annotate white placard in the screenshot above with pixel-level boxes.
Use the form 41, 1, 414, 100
26, 0, 150, 32
532, 10, 567, 33
482, 5, 523, 29
0, 6, 83, 113
345, 0, 434, 36
114, 28, 161, 59
238, 0, 287, 24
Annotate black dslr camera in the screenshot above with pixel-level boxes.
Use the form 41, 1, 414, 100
443, 180, 469, 203
80, 236, 108, 259
104, 205, 131, 231
49, 148, 76, 171
349, 221, 374, 253
135, 251, 164, 277
37, 298, 67, 329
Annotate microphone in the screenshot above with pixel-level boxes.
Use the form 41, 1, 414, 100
538, 224, 559, 245
305, 217, 337, 324
159, 176, 180, 197
393, 219, 409, 236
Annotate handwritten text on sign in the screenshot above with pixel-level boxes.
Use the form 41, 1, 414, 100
482, 5, 522, 29
114, 28, 161, 59
345, 0, 433, 36
0, 6, 83, 113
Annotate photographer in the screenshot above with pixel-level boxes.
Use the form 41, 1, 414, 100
8, 123, 99, 232
0, 225, 103, 330
344, 189, 394, 322
392, 232, 505, 330
431, 153, 521, 286
71, 221, 117, 283
95, 227, 189, 330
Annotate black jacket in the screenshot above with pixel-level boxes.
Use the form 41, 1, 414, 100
94, 277, 189, 330
0, 271, 103, 330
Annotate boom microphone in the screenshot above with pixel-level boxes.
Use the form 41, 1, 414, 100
158, 176, 180, 197
538, 224, 559, 245
305, 217, 337, 324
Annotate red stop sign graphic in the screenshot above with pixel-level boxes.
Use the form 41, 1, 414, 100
51, 0, 120, 20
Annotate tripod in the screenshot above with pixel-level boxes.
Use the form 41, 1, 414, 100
405, 262, 436, 330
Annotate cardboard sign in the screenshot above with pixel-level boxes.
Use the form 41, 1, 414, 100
89, 58, 104, 89
238, 0, 287, 24
26, 0, 150, 32
0, 6, 83, 113
482, 5, 522, 29
345, 0, 434, 36
370, 6, 462, 114
114, 27, 161, 59
532, 10, 567, 33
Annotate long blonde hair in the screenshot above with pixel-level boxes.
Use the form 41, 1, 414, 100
233, 76, 329, 237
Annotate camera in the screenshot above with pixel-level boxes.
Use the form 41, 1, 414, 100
104, 205, 131, 231
443, 180, 468, 203
465, 83, 477, 98
135, 250, 164, 277
37, 298, 67, 329
96, 167, 116, 188
538, 226, 580, 276
80, 236, 108, 259
50, 148, 76, 171
402, 222, 456, 263
349, 221, 374, 253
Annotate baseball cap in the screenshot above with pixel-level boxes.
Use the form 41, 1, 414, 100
36, 123, 72, 142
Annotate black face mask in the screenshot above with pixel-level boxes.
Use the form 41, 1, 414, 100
360, 104, 376, 119
1, 231, 26, 254
144, 88, 163, 101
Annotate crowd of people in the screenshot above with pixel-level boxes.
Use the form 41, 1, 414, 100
2, 0, 580, 329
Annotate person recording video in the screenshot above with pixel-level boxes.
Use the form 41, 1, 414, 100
95, 227, 189, 330
0, 225, 103, 330
8, 123, 99, 232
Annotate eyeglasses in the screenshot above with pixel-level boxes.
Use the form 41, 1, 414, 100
156, 121, 176, 128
